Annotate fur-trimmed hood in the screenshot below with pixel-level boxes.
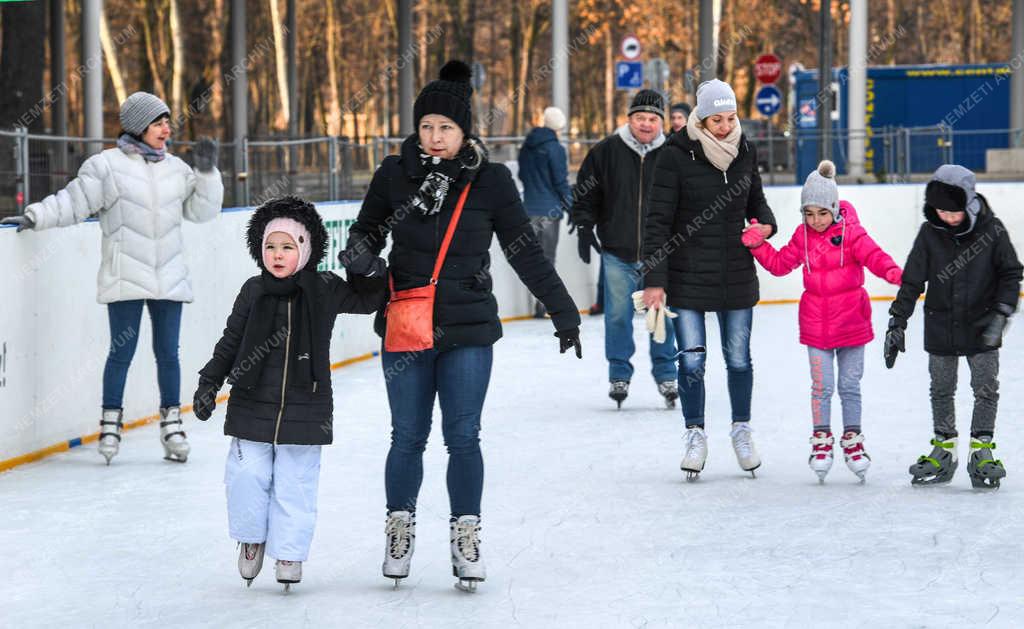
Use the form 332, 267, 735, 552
246, 196, 328, 272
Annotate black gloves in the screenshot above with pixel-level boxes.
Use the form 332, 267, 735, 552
339, 246, 384, 277
575, 224, 601, 264
193, 138, 219, 173
981, 303, 1015, 349
1, 214, 35, 232
884, 317, 906, 369
555, 328, 583, 359
192, 378, 220, 421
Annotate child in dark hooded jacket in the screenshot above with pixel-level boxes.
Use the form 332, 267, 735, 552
885, 165, 1022, 489
192, 196, 386, 588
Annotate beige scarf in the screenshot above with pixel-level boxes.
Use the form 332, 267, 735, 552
686, 118, 742, 173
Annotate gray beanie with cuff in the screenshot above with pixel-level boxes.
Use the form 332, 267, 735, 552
120, 92, 170, 137
693, 79, 738, 120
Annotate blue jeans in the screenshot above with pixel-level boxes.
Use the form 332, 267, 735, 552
602, 252, 677, 383
382, 345, 493, 516
102, 299, 182, 409
671, 308, 753, 427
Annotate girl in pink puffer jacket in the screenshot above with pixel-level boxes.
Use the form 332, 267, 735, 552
741, 160, 902, 483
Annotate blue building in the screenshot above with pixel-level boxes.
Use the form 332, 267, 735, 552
793, 63, 1012, 182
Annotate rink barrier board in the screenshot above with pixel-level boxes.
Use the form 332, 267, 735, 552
5, 183, 1024, 472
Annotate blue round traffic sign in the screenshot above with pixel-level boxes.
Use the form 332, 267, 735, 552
755, 85, 782, 117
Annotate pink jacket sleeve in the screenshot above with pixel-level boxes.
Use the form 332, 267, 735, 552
851, 231, 902, 285
751, 226, 804, 277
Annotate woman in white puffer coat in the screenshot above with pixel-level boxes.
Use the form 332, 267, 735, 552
1, 91, 224, 465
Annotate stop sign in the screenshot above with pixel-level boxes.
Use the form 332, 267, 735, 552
754, 54, 782, 84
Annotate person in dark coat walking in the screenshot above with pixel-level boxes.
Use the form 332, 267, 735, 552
668, 102, 691, 137
518, 105, 572, 317
642, 79, 778, 480
886, 165, 1022, 489
570, 89, 679, 409
339, 60, 581, 590
191, 196, 387, 588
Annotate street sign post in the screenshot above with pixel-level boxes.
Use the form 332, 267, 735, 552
620, 34, 642, 60
755, 85, 782, 116
754, 54, 782, 85
615, 61, 643, 90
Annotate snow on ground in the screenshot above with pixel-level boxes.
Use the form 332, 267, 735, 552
2, 304, 1021, 628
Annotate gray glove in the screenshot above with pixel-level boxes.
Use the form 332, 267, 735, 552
193, 138, 219, 173
1, 214, 35, 232
980, 303, 1014, 349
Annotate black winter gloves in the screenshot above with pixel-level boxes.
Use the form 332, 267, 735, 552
193, 138, 219, 173
981, 303, 1015, 349
192, 378, 220, 421
574, 224, 601, 264
555, 327, 583, 359
883, 317, 906, 369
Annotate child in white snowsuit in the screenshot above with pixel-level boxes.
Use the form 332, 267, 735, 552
193, 196, 386, 587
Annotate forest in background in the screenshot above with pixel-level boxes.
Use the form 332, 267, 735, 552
0, 0, 1016, 141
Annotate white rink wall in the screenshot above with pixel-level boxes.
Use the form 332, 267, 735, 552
2, 182, 1023, 463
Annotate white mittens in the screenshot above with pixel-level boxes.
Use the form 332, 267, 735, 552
631, 290, 677, 344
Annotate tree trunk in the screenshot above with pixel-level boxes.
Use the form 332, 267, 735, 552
324, 0, 342, 135
138, 0, 166, 101
885, 0, 897, 65
268, 0, 289, 131
604, 25, 613, 133
99, 8, 128, 105
0, 1, 46, 130
205, 0, 226, 134
168, 0, 185, 116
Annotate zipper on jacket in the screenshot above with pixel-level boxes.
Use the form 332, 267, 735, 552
272, 298, 293, 445
637, 153, 645, 262
690, 150, 695, 161
723, 171, 728, 184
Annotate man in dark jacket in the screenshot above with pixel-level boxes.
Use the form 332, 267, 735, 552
571, 89, 678, 409
886, 164, 1022, 489
518, 106, 572, 317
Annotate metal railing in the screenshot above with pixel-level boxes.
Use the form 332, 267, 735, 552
4, 126, 1022, 218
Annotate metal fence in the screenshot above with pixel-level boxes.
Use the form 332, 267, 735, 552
3, 126, 1022, 218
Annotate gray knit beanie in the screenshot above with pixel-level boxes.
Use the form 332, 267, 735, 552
119, 92, 170, 137
693, 79, 737, 120
801, 160, 839, 215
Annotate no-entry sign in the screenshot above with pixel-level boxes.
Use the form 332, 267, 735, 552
754, 54, 782, 85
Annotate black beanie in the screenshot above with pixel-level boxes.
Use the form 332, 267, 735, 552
925, 180, 967, 213
628, 89, 665, 119
414, 60, 474, 136
670, 102, 692, 116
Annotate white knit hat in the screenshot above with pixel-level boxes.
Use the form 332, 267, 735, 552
543, 106, 567, 131
801, 160, 839, 215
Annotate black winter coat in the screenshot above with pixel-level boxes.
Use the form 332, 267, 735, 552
889, 196, 1022, 356
569, 132, 664, 263
346, 136, 580, 351
199, 272, 385, 445
643, 128, 778, 311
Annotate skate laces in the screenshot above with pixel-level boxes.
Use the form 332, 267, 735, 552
454, 519, 481, 562
244, 543, 261, 561
730, 423, 754, 458
840, 431, 864, 456
684, 427, 706, 454
386, 513, 413, 559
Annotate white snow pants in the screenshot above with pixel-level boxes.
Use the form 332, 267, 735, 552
224, 438, 322, 562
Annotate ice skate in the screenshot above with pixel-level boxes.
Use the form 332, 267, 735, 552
808, 430, 834, 484
680, 426, 708, 481
238, 542, 265, 587
98, 408, 123, 465
451, 515, 485, 592
909, 436, 958, 486
840, 431, 871, 483
383, 510, 415, 588
968, 437, 1005, 490
275, 560, 301, 591
657, 380, 678, 409
730, 422, 761, 478
609, 380, 629, 409
159, 406, 190, 463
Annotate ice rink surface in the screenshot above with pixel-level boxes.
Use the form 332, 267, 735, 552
2, 304, 1021, 628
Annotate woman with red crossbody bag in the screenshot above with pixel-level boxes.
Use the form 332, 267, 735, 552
340, 61, 582, 592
